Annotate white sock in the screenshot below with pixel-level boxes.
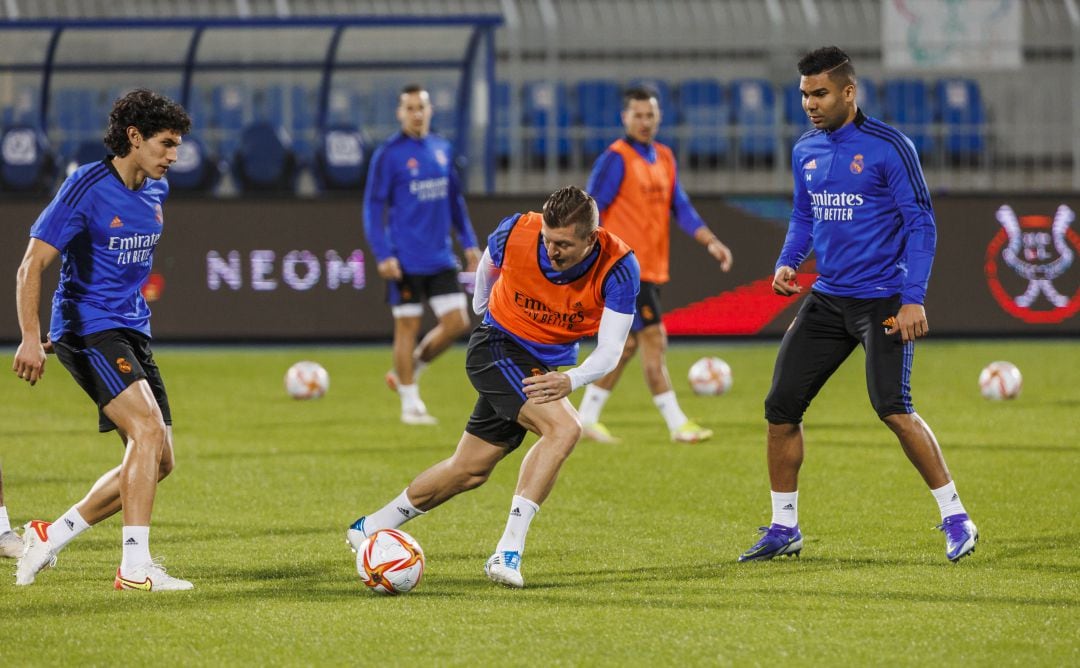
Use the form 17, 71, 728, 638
120, 526, 152, 573
652, 390, 689, 431
365, 488, 425, 533
0, 506, 11, 534
398, 383, 422, 411
931, 481, 967, 520
495, 495, 540, 555
412, 356, 428, 380
770, 490, 799, 528
48, 506, 91, 551
578, 385, 611, 426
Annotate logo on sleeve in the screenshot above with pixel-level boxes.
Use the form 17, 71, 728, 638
849, 154, 864, 174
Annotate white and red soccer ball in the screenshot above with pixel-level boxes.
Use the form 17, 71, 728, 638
284, 361, 329, 400
688, 357, 733, 396
356, 529, 425, 595
978, 361, 1022, 400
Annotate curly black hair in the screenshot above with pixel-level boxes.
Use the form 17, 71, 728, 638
103, 89, 191, 157
797, 46, 856, 86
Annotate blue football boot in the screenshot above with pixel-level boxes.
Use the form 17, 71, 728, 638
346, 516, 369, 553
738, 523, 803, 562
938, 513, 978, 562
484, 550, 524, 588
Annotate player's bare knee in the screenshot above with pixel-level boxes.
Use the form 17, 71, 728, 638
621, 336, 639, 360
128, 419, 167, 455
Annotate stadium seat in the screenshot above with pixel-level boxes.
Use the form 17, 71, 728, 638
2, 86, 39, 127
575, 79, 622, 160
523, 81, 571, 166
883, 78, 934, 157
782, 81, 810, 150
678, 78, 730, 164
856, 77, 879, 118
313, 125, 367, 191
0, 124, 55, 192
935, 78, 985, 162
211, 83, 248, 159
427, 80, 458, 141
494, 80, 513, 163
167, 135, 218, 192
730, 78, 777, 165
231, 121, 296, 192
289, 85, 317, 164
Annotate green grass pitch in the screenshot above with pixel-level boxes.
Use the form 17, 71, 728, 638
1, 340, 1077, 665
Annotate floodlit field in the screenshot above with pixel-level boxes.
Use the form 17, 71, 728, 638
2, 340, 1077, 665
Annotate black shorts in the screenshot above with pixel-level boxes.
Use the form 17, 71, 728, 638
632, 281, 663, 331
463, 325, 551, 451
386, 268, 462, 306
764, 291, 914, 424
53, 329, 173, 433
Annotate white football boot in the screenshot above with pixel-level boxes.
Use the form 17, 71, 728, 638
0, 529, 23, 558
484, 551, 524, 589
15, 520, 58, 585
114, 558, 193, 591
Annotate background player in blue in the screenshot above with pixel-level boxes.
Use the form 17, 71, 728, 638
12, 89, 194, 590
364, 83, 481, 426
738, 47, 978, 564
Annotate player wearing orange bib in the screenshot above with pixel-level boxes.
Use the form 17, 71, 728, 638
347, 186, 640, 588
578, 86, 734, 444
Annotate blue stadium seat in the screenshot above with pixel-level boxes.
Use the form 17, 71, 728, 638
428, 81, 458, 140
252, 85, 286, 130
313, 125, 367, 191
883, 79, 934, 157
678, 78, 730, 163
368, 83, 400, 137
167, 135, 218, 192
53, 87, 97, 160
232, 121, 296, 192
211, 83, 248, 159
856, 77, 879, 118
935, 78, 985, 161
523, 81, 571, 165
730, 78, 777, 164
289, 85, 317, 163
783, 81, 810, 139
3, 86, 39, 127
494, 80, 512, 163
575, 79, 622, 160
0, 125, 54, 192
628, 77, 677, 144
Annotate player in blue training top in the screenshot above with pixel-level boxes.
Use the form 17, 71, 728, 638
364, 83, 481, 426
738, 47, 978, 564
12, 89, 194, 591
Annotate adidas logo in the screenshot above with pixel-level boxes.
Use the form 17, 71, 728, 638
124, 537, 139, 546
65, 518, 75, 530
782, 503, 794, 511
109, 216, 123, 228
510, 507, 521, 517
396, 506, 412, 518
951, 494, 959, 501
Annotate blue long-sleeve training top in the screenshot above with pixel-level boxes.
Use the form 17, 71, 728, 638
363, 131, 479, 275
586, 137, 706, 237
778, 110, 937, 305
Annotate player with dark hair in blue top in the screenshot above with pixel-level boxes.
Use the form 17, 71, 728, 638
364, 83, 481, 426
13, 89, 194, 591
739, 47, 978, 564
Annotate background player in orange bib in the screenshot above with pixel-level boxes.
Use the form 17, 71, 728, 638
347, 186, 640, 588
577, 85, 733, 444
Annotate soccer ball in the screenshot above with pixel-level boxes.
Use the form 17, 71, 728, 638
978, 361, 1022, 400
284, 361, 329, 400
356, 529, 425, 595
688, 357, 733, 396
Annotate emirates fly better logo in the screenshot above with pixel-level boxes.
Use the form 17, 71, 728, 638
985, 204, 1080, 324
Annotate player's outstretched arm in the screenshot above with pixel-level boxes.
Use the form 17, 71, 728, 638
14, 239, 59, 386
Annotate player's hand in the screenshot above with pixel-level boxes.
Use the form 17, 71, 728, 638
523, 371, 571, 404
12, 339, 47, 386
707, 239, 733, 272
772, 266, 802, 297
42, 337, 54, 355
886, 303, 928, 342
463, 247, 482, 273
377, 257, 402, 281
